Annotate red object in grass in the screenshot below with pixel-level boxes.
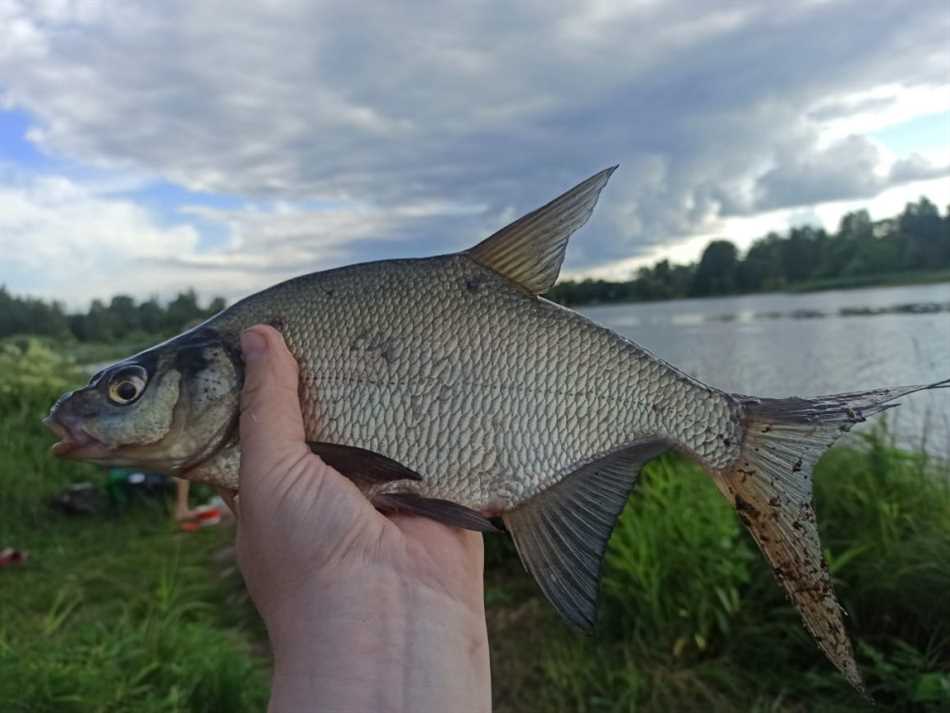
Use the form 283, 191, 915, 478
180, 506, 222, 532
0, 548, 28, 567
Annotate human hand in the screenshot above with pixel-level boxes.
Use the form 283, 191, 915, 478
233, 325, 491, 713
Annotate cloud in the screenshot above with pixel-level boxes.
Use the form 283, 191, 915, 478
751, 135, 950, 210
166, 197, 486, 277
806, 84, 950, 142
0, 169, 200, 306
1, 0, 948, 298
0, 167, 488, 308
888, 153, 950, 183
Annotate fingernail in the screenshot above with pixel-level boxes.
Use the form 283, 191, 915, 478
241, 328, 268, 358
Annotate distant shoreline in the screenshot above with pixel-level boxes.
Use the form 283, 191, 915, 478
551, 268, 950, 308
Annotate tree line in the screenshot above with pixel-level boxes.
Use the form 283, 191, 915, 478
2, 196, 949, 340
548, 196, 950, 305
0, 289, 227, 342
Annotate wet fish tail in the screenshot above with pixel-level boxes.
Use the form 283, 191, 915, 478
712, 379, 950, 698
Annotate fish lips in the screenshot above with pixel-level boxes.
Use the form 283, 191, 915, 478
43, 415, 114, 461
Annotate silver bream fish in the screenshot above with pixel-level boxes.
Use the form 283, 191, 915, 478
45, 167, 948, 695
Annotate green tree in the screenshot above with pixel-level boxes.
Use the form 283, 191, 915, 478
738, 233, 783, 291
208, 296, 227, 315
690, 240, 739, 296
781, 227, 822, 283
108, 295, 139, 338
138, 298, 164, 334
839, 210, 874, 241
164, 290, 202, 331
899, 197, 947, 268
85, 299, 118, 342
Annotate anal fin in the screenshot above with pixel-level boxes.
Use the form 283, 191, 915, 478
503, 440, 668, 630
375, 493, 499, 533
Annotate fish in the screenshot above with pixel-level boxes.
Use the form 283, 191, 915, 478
44, 166, 948, 697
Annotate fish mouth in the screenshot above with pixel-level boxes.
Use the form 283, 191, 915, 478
43, 416, 113, 460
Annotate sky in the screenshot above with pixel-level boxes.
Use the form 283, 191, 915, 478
1, 0, 948, 310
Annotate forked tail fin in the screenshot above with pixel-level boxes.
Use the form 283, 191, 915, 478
713, 379, 949, 698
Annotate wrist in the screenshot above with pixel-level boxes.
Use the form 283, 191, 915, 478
265, 564, 491, 713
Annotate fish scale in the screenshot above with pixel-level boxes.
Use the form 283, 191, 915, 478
45, 166, 950, 699
216, 253, 735, 507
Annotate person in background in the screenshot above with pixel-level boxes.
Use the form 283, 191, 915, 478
175, 477, 195, 521
175, 477, 227, 531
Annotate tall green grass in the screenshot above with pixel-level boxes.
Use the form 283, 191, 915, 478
0, 338, 269, 712
3, 337, 949, 711
491, 436, 950, 712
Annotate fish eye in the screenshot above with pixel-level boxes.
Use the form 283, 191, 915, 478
106, 365, 148, 406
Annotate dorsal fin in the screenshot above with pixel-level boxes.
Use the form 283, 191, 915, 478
466, 166, 618, 294
502, 439, 667, 630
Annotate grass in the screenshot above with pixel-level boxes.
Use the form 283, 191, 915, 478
2, 336, 949, 711
0, 338, 269, 712
486, 438, 950, 712
787, 268, 950, 293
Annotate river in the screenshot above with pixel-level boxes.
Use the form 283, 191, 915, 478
578, 283, 950, 457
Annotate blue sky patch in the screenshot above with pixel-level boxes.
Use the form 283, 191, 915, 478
0, 107, 56, 167
107, 181, 243, 251
872, 111, 950, 155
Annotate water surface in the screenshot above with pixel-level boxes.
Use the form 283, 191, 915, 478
579, 283, 950, 456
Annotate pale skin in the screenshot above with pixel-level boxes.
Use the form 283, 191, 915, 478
227, 325, 491, 713
174, 477, 193, 521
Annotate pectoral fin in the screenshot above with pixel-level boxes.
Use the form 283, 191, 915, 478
310, 443, 496, 532
503, 440, 667, 630
308, 442, 423, 484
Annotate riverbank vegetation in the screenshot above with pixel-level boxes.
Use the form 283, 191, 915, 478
2, 337, 948, 711
0, 289, 227, 343
550, 197, 950, 305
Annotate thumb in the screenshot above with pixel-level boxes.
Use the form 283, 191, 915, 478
239, 325, 309, 481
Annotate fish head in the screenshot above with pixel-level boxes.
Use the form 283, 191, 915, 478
44, 327, 243, 475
